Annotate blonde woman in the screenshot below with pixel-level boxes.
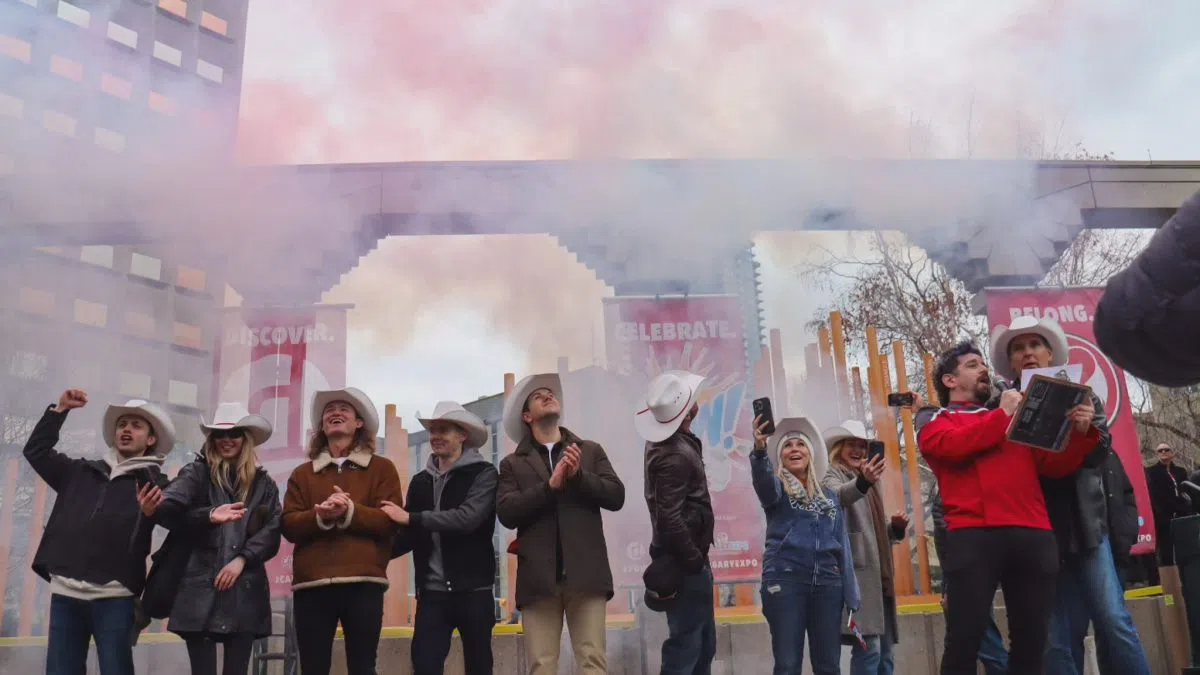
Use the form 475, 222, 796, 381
154, 403, 282, 675
750, 414, 860, 675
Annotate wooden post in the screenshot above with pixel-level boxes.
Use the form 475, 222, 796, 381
866, 327, 915, 595
502, 372, 518, 621
851, 367, 866, 423
829, 312, 850, 420
383, 404, 411, 626
769, 329, 789, 416
923, 353, 939, 407
18, 480, 47, 636
893, 342, 931, 595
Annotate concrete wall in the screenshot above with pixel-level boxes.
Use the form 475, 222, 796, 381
0, 596, 1184, 674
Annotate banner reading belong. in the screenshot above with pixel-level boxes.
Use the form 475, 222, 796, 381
212, 305, 350, 595
602, 295, 764, 584
984, 287, 1155, 555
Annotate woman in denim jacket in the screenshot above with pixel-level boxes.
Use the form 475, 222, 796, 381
751, 414, 860, 675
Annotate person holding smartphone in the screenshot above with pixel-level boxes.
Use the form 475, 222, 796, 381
822, 419, 905, 675
152, 402, 282, 675
750, 412, 860, 675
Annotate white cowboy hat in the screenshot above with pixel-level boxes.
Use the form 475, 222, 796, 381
417, 401, 490, 450
823, 419, 870, 448
200, 402, 272, 446
634, 370, 706, 443
102, 399, 176, 456
310, 387, 379, 440
989, 315, 1070, 382
771, 417, 828, 481
501, 373, 563, 443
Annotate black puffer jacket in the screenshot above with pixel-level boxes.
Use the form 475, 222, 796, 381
1095, 186, 1200, 387
157, 456, 282, 638
1039, 392, 1113, 559
1102, 451, 1139, 571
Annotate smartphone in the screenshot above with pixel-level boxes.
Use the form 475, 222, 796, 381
887, 392, 916, 408
867, 440, 886, 462
752, 397, 776, 435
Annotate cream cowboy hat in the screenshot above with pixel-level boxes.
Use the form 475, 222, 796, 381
771, 417, 828, 481
310, 387, 379, 440
823, 419, 870, 448
501, 373, 563, 443
200, 402, 272, 446
989, 315, 1069, 382
103, 399, 176, 456
418, 401, 490, 450
634, 370, 706, 443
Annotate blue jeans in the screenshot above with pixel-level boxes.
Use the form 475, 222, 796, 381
850, 634, 893, 675
760, 577, 843, 675
661, 568, 717, 675
46, 593, 136, 675
1045, 535, 1151, 675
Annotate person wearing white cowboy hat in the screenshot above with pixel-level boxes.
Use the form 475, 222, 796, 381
495, 373, 625, 675
387, 401, 498, 675
991, 321, 1149, 671
821, 419, 908, 675
21, 388, 173, 675
989, 314, 1071, 385
280, 387, 403, 675
149, 402, 282, 675
636, 371, 718, 671
749, 413, 861, 675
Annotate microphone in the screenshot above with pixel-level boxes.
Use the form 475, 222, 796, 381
985, 378, 1011, 409
1181, 481, 1200, 498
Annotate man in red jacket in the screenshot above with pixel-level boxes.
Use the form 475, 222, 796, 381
916, 341, 1100, 675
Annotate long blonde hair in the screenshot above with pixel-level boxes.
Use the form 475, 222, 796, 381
305, 426, 377, 460
203, 431, 258, 503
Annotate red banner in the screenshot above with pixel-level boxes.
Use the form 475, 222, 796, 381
602, 295, 763, 584
984, 287, 1155, 555
212, 305, 349, 595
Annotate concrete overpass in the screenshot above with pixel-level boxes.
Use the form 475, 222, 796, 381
2, 159, 1197, 305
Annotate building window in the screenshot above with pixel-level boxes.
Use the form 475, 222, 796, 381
172, 321, 203, 349
200, 11, 227, 36
43, 110, 77, 137
176, 265, 206, 292
148, 91, 176, 115
56, 1, 90, 29
100, 73, 133, 99
0, 93, 20, 118
94, 127, 125, 152
0, 36, 32, 63
9, 351, 48, 381
158, 0, 187, 19
49, 55, 83, 82
168, 380, 198, 407
119, 371, 152, 399
124, 311, 156, 339
152, 41, 182, 67
106, 22, 137, 49
18, 288, 54, 317
74, 299, 108, 327
129, 252, 162, 280
80, 245, 114, 267
195, 59, 223, 84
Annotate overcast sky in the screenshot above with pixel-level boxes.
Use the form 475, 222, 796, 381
235, 0, 1197, 424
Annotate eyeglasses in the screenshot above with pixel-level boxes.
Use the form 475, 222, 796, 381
1156, 448, 1173, 454
210, 429, 242, 440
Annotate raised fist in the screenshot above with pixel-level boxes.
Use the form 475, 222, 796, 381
56, 389, 88, 412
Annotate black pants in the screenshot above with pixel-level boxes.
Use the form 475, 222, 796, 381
293, 582, 385, 675
940, 527, 1058, 675
412, 589, 496, 675
183, 634, 256, 675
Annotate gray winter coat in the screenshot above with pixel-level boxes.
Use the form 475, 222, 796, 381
158, 457, 282, 638
823, 463, 901, 638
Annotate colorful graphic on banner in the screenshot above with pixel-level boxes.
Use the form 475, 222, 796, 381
212, 306, 349, 595
603, 295, 763, 583
984, 287, 1155, 555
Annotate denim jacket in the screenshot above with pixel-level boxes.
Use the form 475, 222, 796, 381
751, 448, 861, 612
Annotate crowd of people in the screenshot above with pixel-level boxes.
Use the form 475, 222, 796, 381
21, 313, 1165, 675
